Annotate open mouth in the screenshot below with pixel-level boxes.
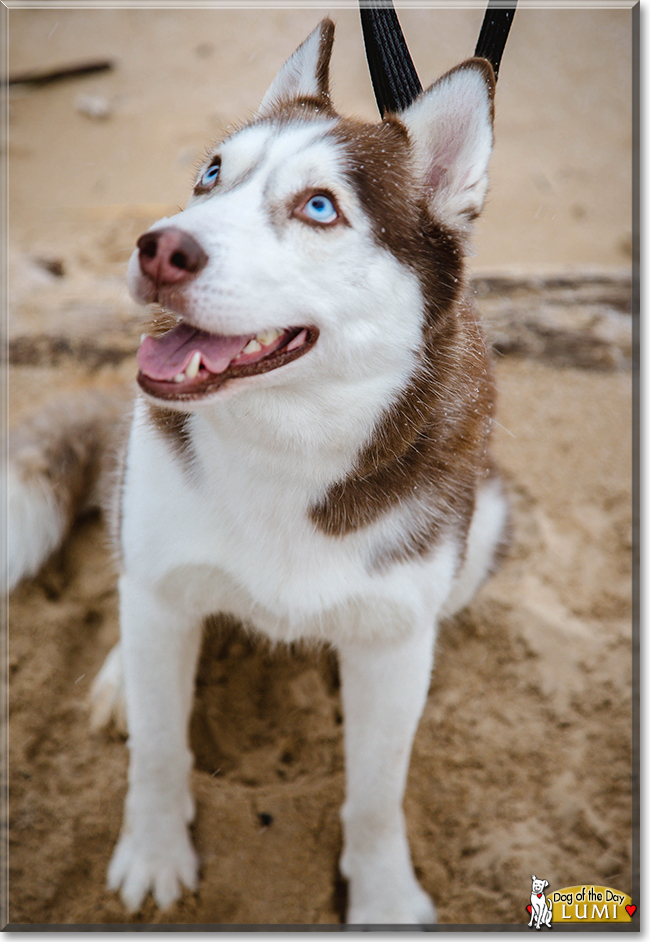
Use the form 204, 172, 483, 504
136, 320, 318, 401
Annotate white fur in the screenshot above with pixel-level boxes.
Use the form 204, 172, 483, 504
89, 641, 126, 734
338, 626, 438, 924
529, 876, 553, 929
401, 63, 494, 229
256, 20, 330, 117
87, 25, 505, 925
6, 465, 66, 593
441, 474, 508, 618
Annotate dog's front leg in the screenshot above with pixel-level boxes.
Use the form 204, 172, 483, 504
108, 574, 203, 912
338, 625, 437, 925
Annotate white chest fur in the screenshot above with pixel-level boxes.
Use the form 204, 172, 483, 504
119, 396, 459, 645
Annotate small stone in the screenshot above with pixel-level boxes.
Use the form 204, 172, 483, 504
75, 94, 112, 120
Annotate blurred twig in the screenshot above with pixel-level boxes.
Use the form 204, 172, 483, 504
5, 60, 114, 88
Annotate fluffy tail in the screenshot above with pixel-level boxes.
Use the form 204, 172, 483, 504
6, 388, 129, 592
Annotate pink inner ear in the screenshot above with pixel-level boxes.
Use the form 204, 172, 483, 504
428, 164, 448, 191
425, 108, 478, 194
427, 158, 472, 196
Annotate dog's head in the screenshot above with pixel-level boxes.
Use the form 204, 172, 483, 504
131, 19, 495, 411
531, 876, 549, 895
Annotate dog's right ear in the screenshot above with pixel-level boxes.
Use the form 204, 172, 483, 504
399, 58, 495, 232
257, 18, 334, 118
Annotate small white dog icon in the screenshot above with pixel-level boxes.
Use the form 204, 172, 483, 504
529, 875, 553, 929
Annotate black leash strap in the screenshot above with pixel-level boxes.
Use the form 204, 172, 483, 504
360, 0, 516, 115
474, 1, 517, 80
359, 1, 422, 116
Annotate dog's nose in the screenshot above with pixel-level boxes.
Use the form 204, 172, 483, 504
137, 227, 208, 286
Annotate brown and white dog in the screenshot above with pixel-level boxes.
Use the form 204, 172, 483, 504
8, 19, 508, 925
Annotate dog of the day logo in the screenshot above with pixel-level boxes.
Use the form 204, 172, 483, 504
526, 880, 636, 926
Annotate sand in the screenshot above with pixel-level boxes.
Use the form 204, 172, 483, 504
5, 4, 636, 928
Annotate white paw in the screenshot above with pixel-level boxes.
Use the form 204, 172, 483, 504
108, 816, 199, 911
347, 885, 436, 926
344, 866, 436, 926
89, 643, 127, 734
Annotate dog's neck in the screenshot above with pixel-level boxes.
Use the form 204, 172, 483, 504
186, 365, 407, 489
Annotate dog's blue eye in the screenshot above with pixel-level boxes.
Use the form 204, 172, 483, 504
303, 194, 338, 224
200, 161, 220, 188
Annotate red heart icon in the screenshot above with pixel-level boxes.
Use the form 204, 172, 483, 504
526, 905, 532, 914
537, 893, 543, 898
626, 904, 636, 917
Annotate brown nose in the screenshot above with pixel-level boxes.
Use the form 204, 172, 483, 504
137, 227, 208, 286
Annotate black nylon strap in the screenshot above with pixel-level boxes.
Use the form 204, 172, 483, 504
474, 1, 517, 80
360, 0, 516, 116
359, 1, 422, 116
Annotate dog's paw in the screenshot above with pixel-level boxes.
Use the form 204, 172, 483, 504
346, 879, 436, 926
89, 643, 127, 734
108, 817, 199, 911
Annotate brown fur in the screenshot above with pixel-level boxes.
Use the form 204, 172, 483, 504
145, 404, 195, 470
310, 296, 496, 565
308, 112, 496, 568
313, 18, 335, 102
9, 387, 130, 548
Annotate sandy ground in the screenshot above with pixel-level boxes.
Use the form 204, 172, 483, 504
5, 4, 636, 928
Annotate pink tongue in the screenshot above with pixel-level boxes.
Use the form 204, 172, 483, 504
137, 323, 252, 381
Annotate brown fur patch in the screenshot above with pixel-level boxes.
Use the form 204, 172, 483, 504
314, 18, 335, 100
307, 86, 497, 566
146, 308, 179, 338
9, 387, 130, 558
255, 96, 337, 128
145, 404, 195, 471
310, 297, 496, 566
332, 117, 465, 326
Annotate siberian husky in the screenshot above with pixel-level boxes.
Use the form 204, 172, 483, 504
8, 19, 509, 925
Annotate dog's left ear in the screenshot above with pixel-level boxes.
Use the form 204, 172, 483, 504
399, 58, 495, 231
257, 18, 334, 117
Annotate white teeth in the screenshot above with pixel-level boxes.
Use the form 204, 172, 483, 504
256, 328, 283, 346
240, 330, 282, 357
185, 351, 201, 379
173, 372, 185, 383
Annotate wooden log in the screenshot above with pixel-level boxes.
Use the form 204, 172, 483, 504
8, 271, 633, 373
474, 271, 633, 371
